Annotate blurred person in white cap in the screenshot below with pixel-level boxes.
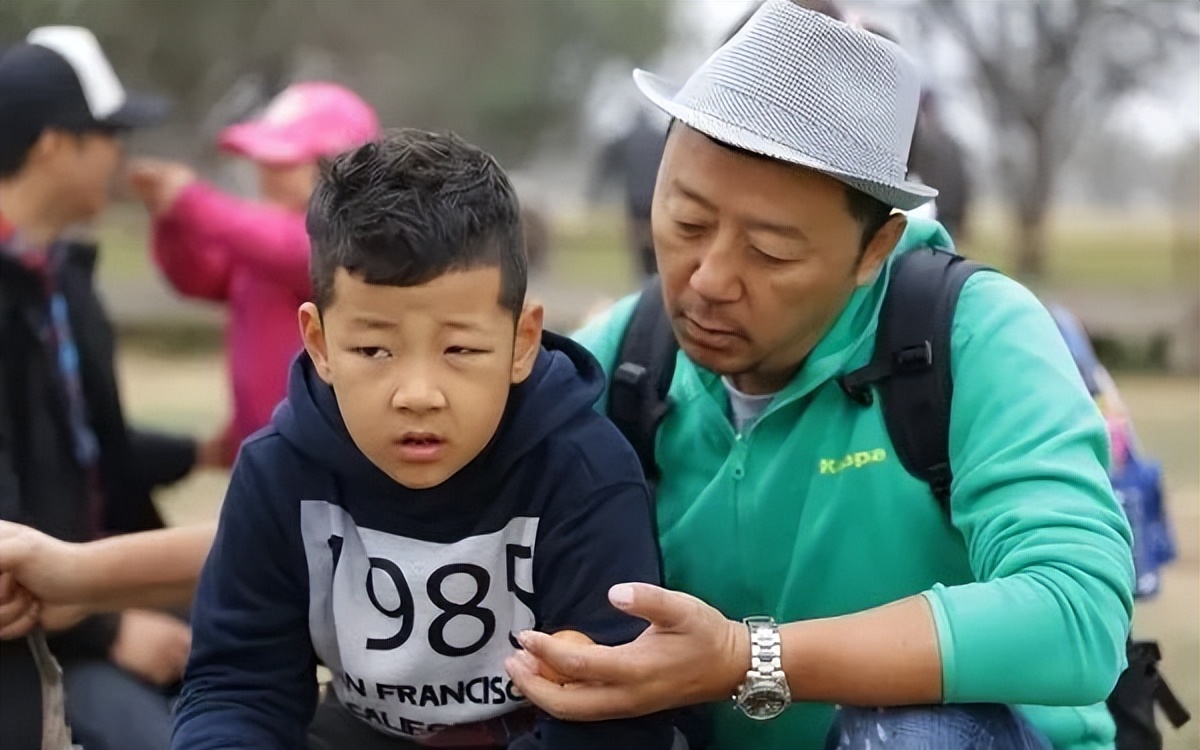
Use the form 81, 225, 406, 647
507, 3, 1133, 749
0, 25, 197, 750
127, 82, 381, 467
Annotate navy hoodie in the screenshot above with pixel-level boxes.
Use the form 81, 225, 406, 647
172, 332, 672, 750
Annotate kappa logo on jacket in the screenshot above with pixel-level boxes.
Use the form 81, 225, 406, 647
818, 448, 888, 475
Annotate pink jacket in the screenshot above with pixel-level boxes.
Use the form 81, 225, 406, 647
153, 182, 310, 460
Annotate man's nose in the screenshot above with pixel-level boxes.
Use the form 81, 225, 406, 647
689, 230, 743, 304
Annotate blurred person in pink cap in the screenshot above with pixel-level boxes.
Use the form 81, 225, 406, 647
128, 82, 380, 466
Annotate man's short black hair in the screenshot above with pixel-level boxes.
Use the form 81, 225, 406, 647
845, 187, 894, 258
307, 128, 527, 318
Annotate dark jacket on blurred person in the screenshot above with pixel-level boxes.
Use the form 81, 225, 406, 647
593, 111, 666, 277
0, 233, 196, 747
0, 235, 196, 535
907, 92, 972, 240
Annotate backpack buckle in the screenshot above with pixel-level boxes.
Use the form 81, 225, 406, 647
893, 341, 933, 374
614, 362, 648, 387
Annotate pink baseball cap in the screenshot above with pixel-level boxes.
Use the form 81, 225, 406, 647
218, 81, 380, 165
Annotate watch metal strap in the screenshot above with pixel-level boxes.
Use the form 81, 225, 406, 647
744, 615, 784, 680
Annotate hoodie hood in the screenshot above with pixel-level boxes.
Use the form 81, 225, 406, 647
271, 331, 606, 507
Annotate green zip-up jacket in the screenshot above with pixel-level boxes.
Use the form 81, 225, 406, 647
572, 217, 1134, 750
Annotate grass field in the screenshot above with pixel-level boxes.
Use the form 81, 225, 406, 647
116, 345, 1199, 749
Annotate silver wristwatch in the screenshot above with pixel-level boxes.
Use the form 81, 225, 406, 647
732, 616, 791, 720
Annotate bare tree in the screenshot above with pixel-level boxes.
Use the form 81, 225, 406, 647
916, 0, 1198, 279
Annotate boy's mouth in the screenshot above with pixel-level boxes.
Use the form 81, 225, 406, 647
399, 432, 444, 446
393, 432, 447, 463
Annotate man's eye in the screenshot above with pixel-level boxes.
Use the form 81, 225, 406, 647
354, 347, 390, 359
753, 246, 792, 265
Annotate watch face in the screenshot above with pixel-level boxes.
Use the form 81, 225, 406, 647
740, 684, 789, 720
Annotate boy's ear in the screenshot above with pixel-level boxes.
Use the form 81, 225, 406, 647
299, 302, 333, 383
510, 301, 544, 385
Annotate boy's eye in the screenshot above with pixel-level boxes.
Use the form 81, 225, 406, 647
675, 220, 707, 235
446, 346, 488, 356
354, 347, 391, 360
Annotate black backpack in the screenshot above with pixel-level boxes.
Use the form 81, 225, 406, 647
606, 246, 1189, 749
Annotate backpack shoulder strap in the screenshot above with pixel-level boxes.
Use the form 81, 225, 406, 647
838, 248, 990, 512
608, 275, 678, 486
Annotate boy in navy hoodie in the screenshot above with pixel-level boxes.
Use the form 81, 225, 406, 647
171, 130, 673, 750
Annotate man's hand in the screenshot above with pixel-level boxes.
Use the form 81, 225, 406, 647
39, 604, 90, 633
0, 573, 39, 640
126, 158, 196, 215
110, 609, 191, 686
1, 523, 90, 636
505, 582, 748, 721
0, 521, 88, 604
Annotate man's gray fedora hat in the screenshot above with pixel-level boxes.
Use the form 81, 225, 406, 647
634, 0, 937, 211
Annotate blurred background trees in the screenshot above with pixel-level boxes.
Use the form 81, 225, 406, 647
913, 0, 1199, 279
0, 0, 673, 165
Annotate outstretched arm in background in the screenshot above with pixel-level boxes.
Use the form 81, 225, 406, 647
129, 159, 312, 301
0, 520, 214, 614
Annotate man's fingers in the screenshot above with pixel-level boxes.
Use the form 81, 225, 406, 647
0, 587, 38, 640
608, 582, 704, 632
0, 604, 39, 640
505, 652, 638, 722
515, 630, 641, 685
0, 574, 29, 618
0, 589, 31, 624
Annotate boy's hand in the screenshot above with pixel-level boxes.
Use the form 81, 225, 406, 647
110, 609, 191, 686
0, 573, 39, 640
126, 158, 196, 216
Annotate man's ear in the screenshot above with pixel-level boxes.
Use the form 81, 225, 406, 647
511, 301, 544, 385
25, 130, 66, 168
299, 302, 333, 383
856, 213, 907, 286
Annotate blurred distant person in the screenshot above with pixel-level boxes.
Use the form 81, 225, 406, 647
593, 109, 666, 278
0, 26, 201, 750
522, 204, 551, 273
907, 89, 972, 242
128, 82, 380, 466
